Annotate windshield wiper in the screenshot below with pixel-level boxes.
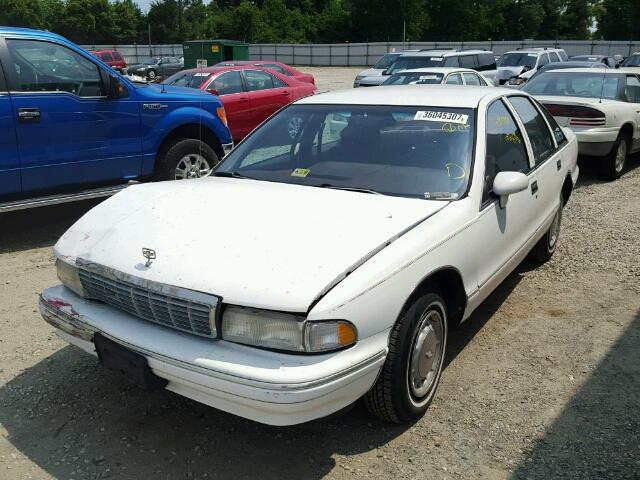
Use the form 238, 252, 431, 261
212, 171, 256, 180
319, 184, 383, 195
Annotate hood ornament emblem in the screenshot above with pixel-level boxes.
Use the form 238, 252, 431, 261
142, 248, 156, 267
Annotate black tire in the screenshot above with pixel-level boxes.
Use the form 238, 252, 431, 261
147, 69, 157, 81
529, 193, 563, 263
599, 132, 629, 181
364, 290, 448, 424
156, 138, 219, 181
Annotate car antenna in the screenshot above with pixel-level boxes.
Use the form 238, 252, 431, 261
598, 68, 607, 103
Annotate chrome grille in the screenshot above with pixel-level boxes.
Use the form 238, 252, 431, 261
79, 269, 216, 338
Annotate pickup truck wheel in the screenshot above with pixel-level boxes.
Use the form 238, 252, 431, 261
530, 193, 563, 263
157, 138, 219, 181
599, 133, 628, 181
364, 290, 447, 424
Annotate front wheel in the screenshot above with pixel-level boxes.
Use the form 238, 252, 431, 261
599, 132, 629, 181
156, 138, 219, 181
364, 290, 447, 423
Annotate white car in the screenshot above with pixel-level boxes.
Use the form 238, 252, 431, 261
523, 68, 640, 180
353, 50, 419, 87
40, 86, 578, 426
498, 47, 568, 86
381, 67, 494, 86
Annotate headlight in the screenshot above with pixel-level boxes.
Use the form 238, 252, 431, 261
222, 306, 357, 353
55, 257, 87, 297
355, 75, 365, 81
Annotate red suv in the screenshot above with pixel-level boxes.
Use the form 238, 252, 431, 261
90, 49, 127, 72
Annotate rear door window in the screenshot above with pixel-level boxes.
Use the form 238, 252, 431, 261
445, 73, 462, 84
463, 73, 481, 85
244, 70, 278, 91
459, 55, 477, 69
508, 96, 555, 164
624, 75, 640, 103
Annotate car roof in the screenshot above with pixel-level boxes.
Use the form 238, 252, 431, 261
542, 61, 605, 68
180, 65, 280, 75
398, 49, 491, 58
540, 68, 622, 74
296, 85, 508, 108
570, 54, 606, 59
393, 67, 478, 74
0, 26, 67, 42
504, 48, 561, 54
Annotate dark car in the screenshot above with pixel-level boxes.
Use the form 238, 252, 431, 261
89, 49, 127, 72
126, 56, 184, 80
569, 55, 617, 68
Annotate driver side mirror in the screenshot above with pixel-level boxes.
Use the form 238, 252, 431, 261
207, 88, 220, 96
492, 171, 529, 209
101, 71, 128, 99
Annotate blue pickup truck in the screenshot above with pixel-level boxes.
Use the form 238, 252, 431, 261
0, 27, 232, 212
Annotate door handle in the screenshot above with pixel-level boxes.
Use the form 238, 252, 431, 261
531, 180, 539, 195
556, 158, 562, 171
240, 97, 249, 103
282, 90, 290, 96
18, 108, 40, 123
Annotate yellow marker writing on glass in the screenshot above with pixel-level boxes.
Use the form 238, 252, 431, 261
291, 168, 311, 177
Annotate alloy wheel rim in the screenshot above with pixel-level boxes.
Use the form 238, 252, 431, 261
175, 153, 211, 180
408, 308, 445, 400
548, 206, 561, 249
615, 140, 627, 173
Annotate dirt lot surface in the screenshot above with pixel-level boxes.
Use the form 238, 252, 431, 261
1, 68, 639, 480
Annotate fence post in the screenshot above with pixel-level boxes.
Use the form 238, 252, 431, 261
292, 44, 296, 65
590, 40, 595, 54
329, 44, 333, 66
347, 43, 350, 66
274, 44, 278, 61
310, 44, 313, 66
365, 42, 369, 65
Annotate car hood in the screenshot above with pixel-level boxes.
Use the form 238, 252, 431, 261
55, 178, 447, 312
358, 68, 383, 78
358, 76, 388, 86
498, 66, 526, 80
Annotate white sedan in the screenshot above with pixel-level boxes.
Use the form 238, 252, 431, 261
40, 86, 578, 426
380, 67, 494, 86
523, 68, 640, 180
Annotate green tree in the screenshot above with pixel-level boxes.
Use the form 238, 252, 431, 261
557, 0, 595, 39
218, 1, 268, 42
596, 0, 640, 40
0, 0, 45, 28
111, 0, 144, 43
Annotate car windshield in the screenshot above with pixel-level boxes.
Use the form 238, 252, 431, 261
382, 72, 444, 85
622, 55, 640, 67
163, 71, 211, 88
374, 54, 399, 69
387, 57, 446, 74
523, 72, 620, 99
216, 104, 476, 200
142, 58, 160, 65
497, 53, 538, 68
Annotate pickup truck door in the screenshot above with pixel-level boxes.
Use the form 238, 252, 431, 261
0, 37, 142, 194
0, 59, 21, 196
470, 98, 540, 298
624, 74, 640, 151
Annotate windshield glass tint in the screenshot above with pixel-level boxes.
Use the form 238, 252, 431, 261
382, 72, 444, 85
388, 57, 445, 74
498, 53, 537, 68
374, 54, 399, 69
523, 72, 620, 99
217, 105, 475, 200
622, 55, 640, 67
164, 72, 210, 88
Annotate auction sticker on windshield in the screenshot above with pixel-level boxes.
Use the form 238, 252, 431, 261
414, 111, 469, 124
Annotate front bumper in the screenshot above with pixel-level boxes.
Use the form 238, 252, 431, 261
574, 127, 618, 157
39, 285, 387, 426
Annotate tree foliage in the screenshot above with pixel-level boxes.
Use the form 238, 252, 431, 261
0, 0, 629, 44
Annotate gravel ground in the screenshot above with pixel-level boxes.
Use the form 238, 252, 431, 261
1, 68, 639, 480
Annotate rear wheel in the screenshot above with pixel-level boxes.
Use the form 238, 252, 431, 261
364, 290, 447, 423
599, 132, 629, 181
530, 193, 563, 263
156, 138, 219, 181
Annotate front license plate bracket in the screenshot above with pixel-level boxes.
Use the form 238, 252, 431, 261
93, 333, 168, 391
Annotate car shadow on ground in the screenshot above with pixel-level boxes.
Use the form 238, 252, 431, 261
511, 308, 640, 479
574, 152, 640, 189
0, 266, 529, 479
0, 199, 102, 254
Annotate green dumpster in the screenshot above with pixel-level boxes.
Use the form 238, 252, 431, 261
183, 39, 250, 69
